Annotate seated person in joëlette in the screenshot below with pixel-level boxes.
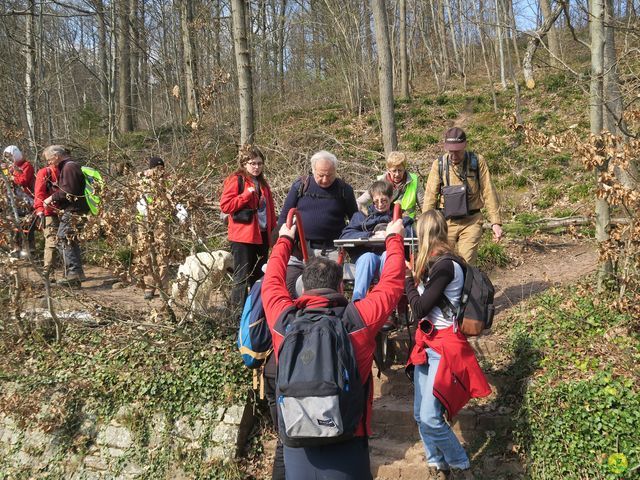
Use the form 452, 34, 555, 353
339, 180, 413, 303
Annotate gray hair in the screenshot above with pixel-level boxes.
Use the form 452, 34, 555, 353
310, 150, 338, 170
43, 145, 69, 158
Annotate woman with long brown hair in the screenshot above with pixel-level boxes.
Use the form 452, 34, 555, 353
405, 210, 490, 480
220, 145, 276, 312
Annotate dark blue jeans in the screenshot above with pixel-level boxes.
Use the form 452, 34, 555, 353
283, 436, 372, 480
57, 211, 85, 278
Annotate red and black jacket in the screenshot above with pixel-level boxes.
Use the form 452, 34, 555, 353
262, 233, 405, 437
220, 173, 277, 245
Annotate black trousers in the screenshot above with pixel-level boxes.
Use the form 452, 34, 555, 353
265, 354, 286, 480
230, 231, 269, 310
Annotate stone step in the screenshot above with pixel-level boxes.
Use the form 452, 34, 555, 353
372, 395, 513, 445
369, 438, 426, 480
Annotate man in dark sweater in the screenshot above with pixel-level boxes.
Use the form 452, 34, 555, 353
277, 150, 358, 295
43, 145, 89, 288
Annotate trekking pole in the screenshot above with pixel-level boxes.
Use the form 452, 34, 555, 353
286, 208, 309, 263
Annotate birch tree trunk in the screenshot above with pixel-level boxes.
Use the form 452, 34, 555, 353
231, 0, 255, 144
399, 0, 410, 99
371, 0, 398, 154
589, 0, 613, 287
478, 0, 498, 112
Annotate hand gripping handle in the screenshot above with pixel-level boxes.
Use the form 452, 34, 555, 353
286, 208, 309, 263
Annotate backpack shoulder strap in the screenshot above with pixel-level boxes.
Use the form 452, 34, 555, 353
295, 174, 310, 202
432, 254, 465, 319
467, 152, 480, 189
237, 174, 245, 194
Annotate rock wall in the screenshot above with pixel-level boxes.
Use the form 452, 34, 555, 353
0, 396, 253, 479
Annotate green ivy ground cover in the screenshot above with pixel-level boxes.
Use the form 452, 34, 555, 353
503, 286, 639, 479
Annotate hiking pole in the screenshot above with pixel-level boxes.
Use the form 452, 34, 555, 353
286, 208, 309, 263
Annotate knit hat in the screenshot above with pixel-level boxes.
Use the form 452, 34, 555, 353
3, 145, 23, 163
149, 157, 165, 169
443, 127, 467, 151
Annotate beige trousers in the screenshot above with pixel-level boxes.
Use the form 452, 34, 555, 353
447, 212, 484, 265
44, 216, 60, 274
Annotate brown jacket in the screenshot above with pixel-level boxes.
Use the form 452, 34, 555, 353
423, 152, 501, 225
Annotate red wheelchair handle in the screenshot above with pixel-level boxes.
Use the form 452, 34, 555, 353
393, 203, 402, 222
286, 208, 309, 263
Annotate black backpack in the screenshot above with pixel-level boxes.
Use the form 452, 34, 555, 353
275, 306, 365, 447
437, 255, 495, 336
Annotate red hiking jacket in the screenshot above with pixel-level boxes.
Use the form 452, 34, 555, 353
220, 173, 276, 244
409, 324, 491, 418
33, 167, 59, 216
263, 233, 405, 437
11, 160, 35, 198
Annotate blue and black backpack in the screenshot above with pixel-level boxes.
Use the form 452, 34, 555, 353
237, 279, 273, 369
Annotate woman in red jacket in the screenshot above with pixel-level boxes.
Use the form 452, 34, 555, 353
405, 210, 490, 480
220, 145, 276, 312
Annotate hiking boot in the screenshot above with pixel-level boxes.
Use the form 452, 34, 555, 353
19, 250, 31, 259
450, 468, 474, 480
10, 249, 20, 259
428, 467, 450, 480
144, 291, 155, 300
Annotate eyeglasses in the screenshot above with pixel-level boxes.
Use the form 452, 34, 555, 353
388, 168, 404, 175
246, 162, 264, 167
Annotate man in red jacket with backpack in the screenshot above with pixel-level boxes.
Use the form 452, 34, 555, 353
262, 217, 405, 479
33, 154, 60, 280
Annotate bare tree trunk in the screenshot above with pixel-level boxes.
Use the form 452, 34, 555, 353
432, 0, 450, 80
180, 0, 200, 121
590, 0, 613, 287
604, 1, 637, 190
92, 0, 109, 112
129, 0, 140, 127
24, 0, 37, 159
371, 0, 398, 154
540, 0, 562, 68
494, 0, 507, 87
399, 0, 410, 98
478, 0, 498, 112
522, 2, 563, 89
231, 0, 255, 144
277, 0, 287, 96
118, 0, 134, 132
444, 0, 464, 86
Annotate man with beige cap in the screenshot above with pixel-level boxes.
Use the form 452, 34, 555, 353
423, 127, 502, 264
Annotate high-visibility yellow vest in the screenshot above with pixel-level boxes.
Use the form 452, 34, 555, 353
400, 172, 419, 218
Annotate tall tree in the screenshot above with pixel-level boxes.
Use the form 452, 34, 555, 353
589, 0, 612, 286
118, 0, 134, 132
399, 0, 410, 99
231, 0, 255, 144
179, 0, 200, 121
24, 0, 37, 159
371, 0, 398, 154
